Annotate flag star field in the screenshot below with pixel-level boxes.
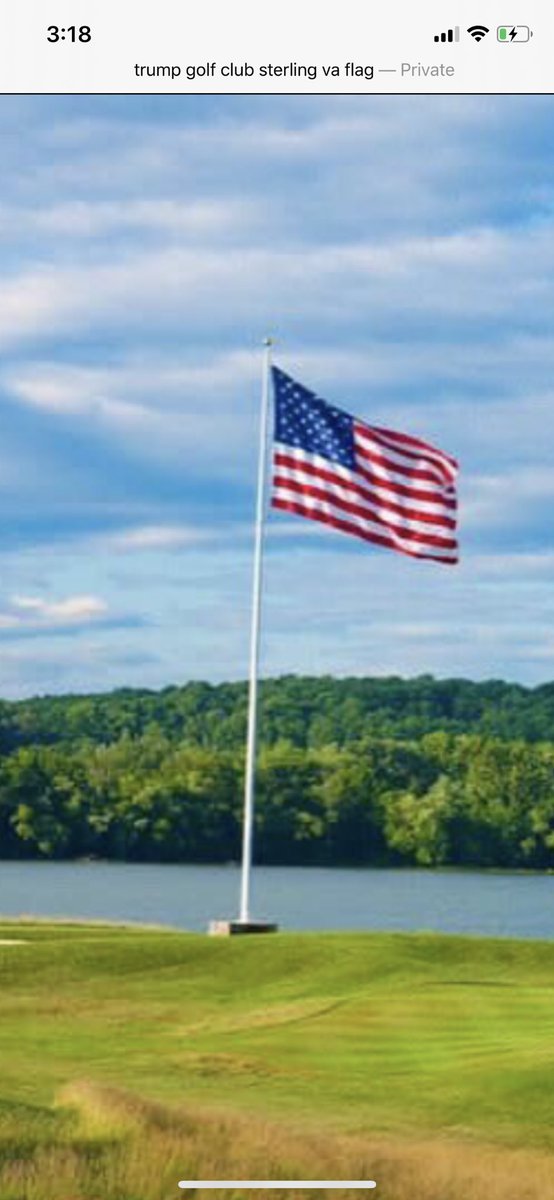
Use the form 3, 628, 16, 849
273, 369, 355, 467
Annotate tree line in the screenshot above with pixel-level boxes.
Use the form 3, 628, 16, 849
3, 674, 554, 751
0, 674, 554, 868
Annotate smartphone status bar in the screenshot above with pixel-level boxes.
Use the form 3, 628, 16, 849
2, 0, 552, 92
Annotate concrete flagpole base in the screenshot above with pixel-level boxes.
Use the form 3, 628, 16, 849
208, 919, 278, 936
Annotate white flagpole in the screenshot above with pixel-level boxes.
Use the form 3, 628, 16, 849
238, 337, 273, 924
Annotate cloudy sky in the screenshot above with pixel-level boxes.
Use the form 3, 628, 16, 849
0, 94, 553, 698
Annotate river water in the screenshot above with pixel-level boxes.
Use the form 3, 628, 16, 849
1, 860, 553, 938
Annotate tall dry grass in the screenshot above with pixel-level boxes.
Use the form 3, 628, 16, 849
0, 1081, 552, 1200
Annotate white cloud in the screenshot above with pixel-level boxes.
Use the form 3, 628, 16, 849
105, 525, 211, 551
5, 594, 107, 626
468, 550, 554, 577
4, 352, 262, 476
0, 198, 257, 241
6, 350, 258, 417
1, 219, 554, 350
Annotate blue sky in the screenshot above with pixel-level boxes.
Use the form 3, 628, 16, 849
0, 94, 553, 697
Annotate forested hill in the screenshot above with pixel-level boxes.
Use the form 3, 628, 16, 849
3, 675, 554, 868
2, 674, 554, 751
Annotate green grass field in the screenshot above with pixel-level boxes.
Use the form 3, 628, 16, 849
1, 921, 554, 1198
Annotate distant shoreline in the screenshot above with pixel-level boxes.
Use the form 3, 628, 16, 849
2, 857, 554, 875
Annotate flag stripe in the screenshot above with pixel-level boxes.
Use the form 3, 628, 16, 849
370, 424, 459, 474
272, 498, 459, 563
275, 450, 457, 514
273, 466, 457, 530
273, 480, 458, 549
355, 459, 457, 509
275, 446, 457, 508
355, 436, 450, 488
356, 426, 454, 485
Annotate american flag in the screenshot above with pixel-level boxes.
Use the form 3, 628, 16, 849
271, 366, 459, 565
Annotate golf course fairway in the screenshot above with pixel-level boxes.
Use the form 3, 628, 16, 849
1, 921, 554, 1198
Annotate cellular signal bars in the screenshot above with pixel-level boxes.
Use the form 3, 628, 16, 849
434, 27, 460, 42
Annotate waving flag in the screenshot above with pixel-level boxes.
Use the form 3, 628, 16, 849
271, 366, 458, 564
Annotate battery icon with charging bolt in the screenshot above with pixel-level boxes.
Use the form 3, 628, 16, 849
497, 25, 532, 41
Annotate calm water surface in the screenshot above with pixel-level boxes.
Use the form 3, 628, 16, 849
0, 861, 553, 938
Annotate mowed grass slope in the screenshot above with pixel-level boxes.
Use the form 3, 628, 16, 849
2, 922, 554, 1198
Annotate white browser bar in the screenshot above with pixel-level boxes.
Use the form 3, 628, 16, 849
1, 0, 552, 93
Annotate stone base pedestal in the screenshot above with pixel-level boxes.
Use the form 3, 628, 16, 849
208, 919, 278, 936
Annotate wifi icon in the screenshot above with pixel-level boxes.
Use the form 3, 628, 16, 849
467, 24, 490, 41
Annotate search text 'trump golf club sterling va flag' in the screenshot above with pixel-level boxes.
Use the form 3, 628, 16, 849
271, 366, 459, 565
